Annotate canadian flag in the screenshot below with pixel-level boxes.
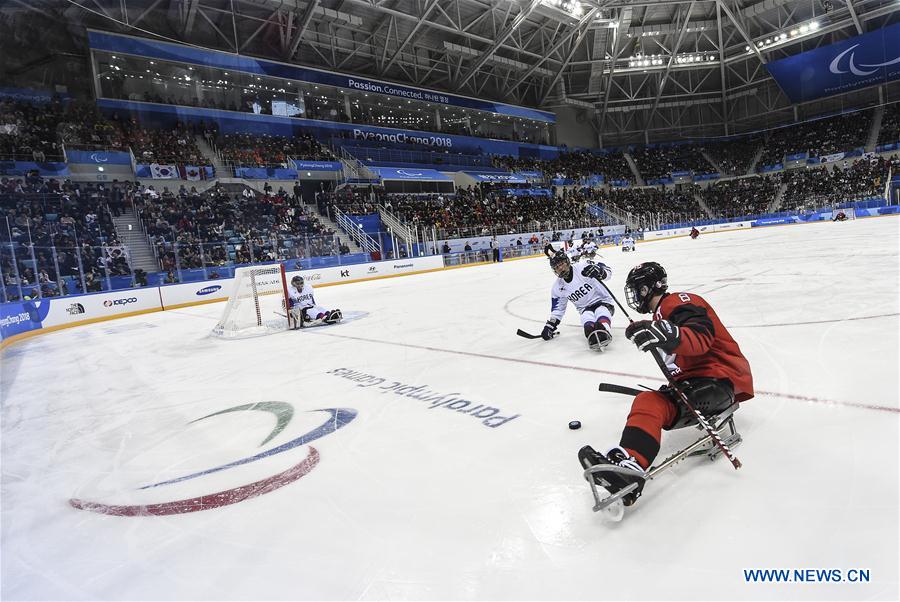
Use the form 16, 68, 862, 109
182, 165, 203, 181
150, 163, 178, 179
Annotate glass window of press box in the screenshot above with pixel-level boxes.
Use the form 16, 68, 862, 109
93, 52, 551, 145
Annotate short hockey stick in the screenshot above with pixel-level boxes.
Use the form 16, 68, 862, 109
594, 280, 743, 470
516, 328, 559, 339
598, 383, 642, 396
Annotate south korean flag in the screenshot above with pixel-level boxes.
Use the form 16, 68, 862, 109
150, 163, 178, 179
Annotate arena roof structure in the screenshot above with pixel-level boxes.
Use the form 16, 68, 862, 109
2, 0, 899, 144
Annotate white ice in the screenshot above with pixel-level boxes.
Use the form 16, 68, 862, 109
2, 217, 898, 601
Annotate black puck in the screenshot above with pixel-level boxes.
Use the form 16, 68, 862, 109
568, 420, 581, 430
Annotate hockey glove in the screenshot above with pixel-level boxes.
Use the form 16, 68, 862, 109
541, 318, 560, 340
581, 263, 607, 281
625, 319, 680, 353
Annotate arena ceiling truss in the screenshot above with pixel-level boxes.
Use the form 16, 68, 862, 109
5, 0, 900, 142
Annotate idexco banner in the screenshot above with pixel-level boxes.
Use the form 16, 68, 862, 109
766, 23, 900, 103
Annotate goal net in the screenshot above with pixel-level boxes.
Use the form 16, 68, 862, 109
212, 264, 291, 338
832, 207, 856, 220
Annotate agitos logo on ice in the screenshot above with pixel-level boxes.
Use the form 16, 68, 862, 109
69, 404, 357, 516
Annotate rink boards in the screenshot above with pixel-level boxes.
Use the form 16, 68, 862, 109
0, 255, 444, 347
1, 212, 896, 349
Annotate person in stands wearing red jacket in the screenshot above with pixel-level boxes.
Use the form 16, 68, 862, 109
579, 261, 754, 505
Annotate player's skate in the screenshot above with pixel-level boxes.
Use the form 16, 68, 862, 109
578, 445, 646, 521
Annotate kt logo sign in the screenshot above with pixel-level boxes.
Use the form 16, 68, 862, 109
70, 403, 356, 516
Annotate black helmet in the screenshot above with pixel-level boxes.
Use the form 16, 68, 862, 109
546, 244, 571, 277
624, 262, 668, 313
291, 275, 304, 288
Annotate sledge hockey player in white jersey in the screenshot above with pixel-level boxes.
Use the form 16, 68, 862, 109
288, 275, 342, 328
541, 245, 615, 351
621, 235, 635, 252
580, 239, 599, 261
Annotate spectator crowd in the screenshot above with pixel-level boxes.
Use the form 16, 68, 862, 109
215, 132, 332, 167
630, 145, 714, 179
1, 176, 130, 300
134, 182, 346, 274
758, 110, 871, 167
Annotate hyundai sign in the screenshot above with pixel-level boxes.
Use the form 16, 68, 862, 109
766, 23, 900, 103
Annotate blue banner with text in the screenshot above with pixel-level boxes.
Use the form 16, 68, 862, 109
766, 23, 900, 102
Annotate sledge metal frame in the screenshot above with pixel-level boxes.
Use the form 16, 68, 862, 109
584, 403, 742, 513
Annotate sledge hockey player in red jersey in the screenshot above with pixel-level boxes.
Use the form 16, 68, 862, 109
579, 261, 754, 505
690, 226, 700, 239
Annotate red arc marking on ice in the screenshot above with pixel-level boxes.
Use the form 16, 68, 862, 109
311, 331, 899, 414
69, 447, 319, 516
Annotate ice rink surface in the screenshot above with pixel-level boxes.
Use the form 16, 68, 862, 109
2, 217, 898, 601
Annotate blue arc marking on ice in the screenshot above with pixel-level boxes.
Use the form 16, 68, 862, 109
139, 407, 357, 489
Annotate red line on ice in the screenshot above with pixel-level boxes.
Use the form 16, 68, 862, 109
314, 332, 899, 414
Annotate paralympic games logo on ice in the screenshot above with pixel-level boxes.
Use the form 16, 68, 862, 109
69, 403, 357, 516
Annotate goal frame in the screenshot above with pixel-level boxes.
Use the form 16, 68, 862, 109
832, 206, 857, 220
212, 263, 292, 338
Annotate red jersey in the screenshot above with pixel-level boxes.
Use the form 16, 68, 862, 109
654, 292, 754, 402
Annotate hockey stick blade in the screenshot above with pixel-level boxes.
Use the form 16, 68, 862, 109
516, 328, 559, 340
598, 383, 643, 396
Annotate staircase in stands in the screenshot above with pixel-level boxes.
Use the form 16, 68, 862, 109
111, 209, 159, 272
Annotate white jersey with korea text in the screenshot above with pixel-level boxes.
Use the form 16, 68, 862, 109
289, 282, 329, 320
548, 260, 614, 322
289, 282, 317, 310
622, 236, 635, 250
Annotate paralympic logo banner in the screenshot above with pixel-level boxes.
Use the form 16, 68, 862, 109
67, 150, 132, 165
766, 23, 900, 103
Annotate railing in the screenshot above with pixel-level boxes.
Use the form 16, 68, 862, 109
430, 216, 607, 241
332, 206, 380, 253
0, 238, 136, 302
591, 204, 639, 231
377, 204, 422, 257
0, 152, 66, 162
338, 147, 378, 185
885, 165, 893, 201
